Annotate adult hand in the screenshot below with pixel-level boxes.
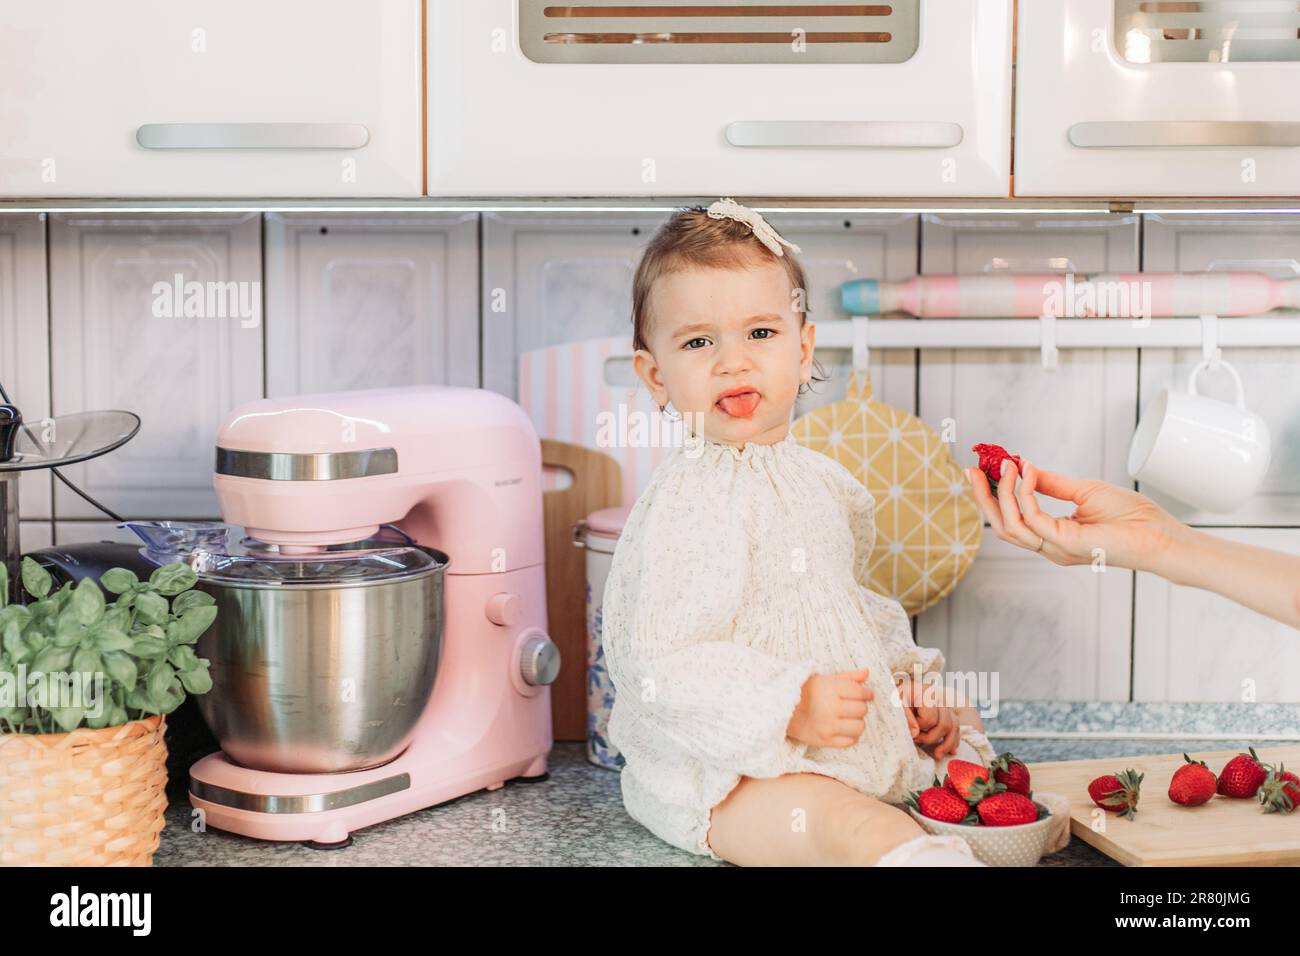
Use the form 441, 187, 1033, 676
964, 458, 1190, 577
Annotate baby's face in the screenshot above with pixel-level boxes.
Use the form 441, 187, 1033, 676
635, 260, 815, 448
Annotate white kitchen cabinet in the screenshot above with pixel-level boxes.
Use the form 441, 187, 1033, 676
429, 0, 1013, 197
0, 0, 422, 198
1016, 0, 1300, 197
48, 213, 264, 520
264, 212, 481, 396
1134, 528, 1300, 703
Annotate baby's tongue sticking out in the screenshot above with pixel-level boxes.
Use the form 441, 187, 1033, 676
717, 391, 760, 418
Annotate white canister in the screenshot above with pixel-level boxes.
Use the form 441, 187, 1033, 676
1127, 358, 1271, 514
573, 506, 631, 770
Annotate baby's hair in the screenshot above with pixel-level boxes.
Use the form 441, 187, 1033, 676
631, 206, 830, 396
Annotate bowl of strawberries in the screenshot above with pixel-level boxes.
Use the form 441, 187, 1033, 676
904, 752, 1061, 866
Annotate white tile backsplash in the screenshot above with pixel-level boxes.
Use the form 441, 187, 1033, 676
0, 213, 52, 520
48, 212, 264, 519
265, 212, 479, 395
7, 210, 1296, 706
1134, 528, 1300, 703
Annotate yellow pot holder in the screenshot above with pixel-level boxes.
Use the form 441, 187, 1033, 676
792, 369, 983, 615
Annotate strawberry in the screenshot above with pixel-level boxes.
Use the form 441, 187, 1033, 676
1168, 753, 1217, 807
1258, 764, 1300, 814
1217, 746, 1269, 799
944, 759, 1003, 802
972, 443, 1023, 496
975, 791, 1040, 827
1088, 769, 1143, 820
905, 786, 977, 825
989, 751, 1032, 796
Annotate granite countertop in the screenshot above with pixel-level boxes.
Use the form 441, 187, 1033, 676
154, 700, 1300, 867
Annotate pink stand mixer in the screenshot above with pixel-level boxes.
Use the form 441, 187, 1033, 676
182, 385, 559, 845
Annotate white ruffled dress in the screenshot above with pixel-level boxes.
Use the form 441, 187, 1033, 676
601, 429, 996, 861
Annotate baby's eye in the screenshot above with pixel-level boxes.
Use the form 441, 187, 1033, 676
683, 337, 710, 350
751, 328, 777, 339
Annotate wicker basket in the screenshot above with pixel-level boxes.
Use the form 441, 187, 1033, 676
0, 715, 169, 866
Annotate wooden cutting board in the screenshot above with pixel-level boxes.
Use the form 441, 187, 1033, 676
540, 439, 622, 742
1029, 746, 1300, 867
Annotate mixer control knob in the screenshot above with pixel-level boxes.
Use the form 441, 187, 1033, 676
519, 636, 561, 687
485, 592, 521, 627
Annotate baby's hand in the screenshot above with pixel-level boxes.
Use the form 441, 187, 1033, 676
785, 669, 873, 748
895, 676, 962, 759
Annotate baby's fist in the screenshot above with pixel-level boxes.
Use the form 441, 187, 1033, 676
786, 669, 873, 748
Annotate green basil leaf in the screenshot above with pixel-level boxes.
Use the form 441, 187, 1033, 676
93, 627, 133, 653
72, 646, 102, 679
99, 568, 138, 595
130, 634, 168, 659
167, 606, 217, 645
178, 662, 213, 696
49, 706, 86, 732
101, 650, 137, 689
167, 644, 199, 672
20, 557, 51, 600
170, 589, 215, 614
147, 661, 175, 700
149, 564, 197, 596
134, 590, 168, 626
31, 645, 74, 673
71, 577, 106, 625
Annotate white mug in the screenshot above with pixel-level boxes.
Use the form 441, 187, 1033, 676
1126, 358, 1271, 514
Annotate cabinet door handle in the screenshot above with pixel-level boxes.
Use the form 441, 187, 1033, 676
726, 120, 963, 149
1069, 121, 1300, 149
136, 123, 370, 149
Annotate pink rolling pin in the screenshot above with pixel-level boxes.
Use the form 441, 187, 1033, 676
840, 272, 1300, 318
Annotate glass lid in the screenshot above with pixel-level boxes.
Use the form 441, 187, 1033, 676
121, 521, 445, 587
0, 409, 141, 472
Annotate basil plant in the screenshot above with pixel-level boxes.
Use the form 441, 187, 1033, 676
0, 557, 215, 735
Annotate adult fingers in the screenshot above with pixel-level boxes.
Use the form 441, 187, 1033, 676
965, 467, 1007, 538
996, 460, 1047, 551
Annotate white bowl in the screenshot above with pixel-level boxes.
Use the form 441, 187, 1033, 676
906, 802, 1056, 866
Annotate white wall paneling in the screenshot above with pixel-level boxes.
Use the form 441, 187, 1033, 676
1140, 213, 1300, 526
0, 213, 52, 522
264, 213, 480, 396
1134, 528, 1300, 703
48, 212, 263, 521
19, 521, 53, 554
483, 210, 923, 414
918, 533, 1134, 701
915, 213, 1142, 700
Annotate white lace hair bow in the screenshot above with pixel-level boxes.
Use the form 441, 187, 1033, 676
705, 197, 802, 257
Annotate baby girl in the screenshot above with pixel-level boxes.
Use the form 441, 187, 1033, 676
601, 199, 1004, 867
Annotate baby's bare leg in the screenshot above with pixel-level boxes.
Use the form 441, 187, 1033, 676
706, 772, 925, 866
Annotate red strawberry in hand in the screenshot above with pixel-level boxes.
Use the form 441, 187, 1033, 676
990, 751, 1032, 796
905, 785, 977, 825
1168, 753, 1217, 807
1217, 746, 1269, 799
972, 443, 1023, 496
1088, 769, 1143, 820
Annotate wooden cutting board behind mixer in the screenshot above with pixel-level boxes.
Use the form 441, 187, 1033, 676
1029, 745, 1300, 866
540, 439, 622, 742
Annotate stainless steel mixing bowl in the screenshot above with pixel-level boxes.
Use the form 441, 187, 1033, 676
190, 541, 447, 774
